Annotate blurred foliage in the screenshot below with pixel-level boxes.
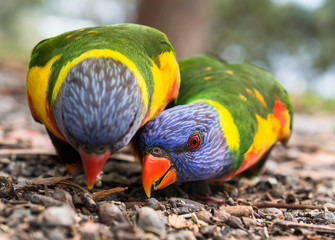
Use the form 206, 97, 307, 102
0, 0, 42, 60
0, 0, 334, 102
291, 91, 335, 113
212, 0, 334, 71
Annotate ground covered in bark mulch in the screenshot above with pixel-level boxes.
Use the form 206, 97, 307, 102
1, 59, 335, 239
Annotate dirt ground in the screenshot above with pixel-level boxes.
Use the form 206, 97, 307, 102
0, 59, 335, 239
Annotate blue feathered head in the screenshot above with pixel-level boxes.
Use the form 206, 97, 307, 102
138, 102, 233, 197
52, 57, 145, 188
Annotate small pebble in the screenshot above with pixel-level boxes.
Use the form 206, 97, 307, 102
213, 210, 230, 222
80, 192, 97, 212
200, 225, 220, 235
284, 212, 297, 222
316, 210, 335, 223
42, 205, 76, 227
81, 207, 91, 215
168, 197, 204, 210
43, 227, 68, 240
225, 216, 245, 229
7, 209, 32, 228
52, 189, 74, 208
196, 209, 212, 223
167, 230, 196, 240
137, 207, 166, 236
285, 193, 297, 204
98, 202, 128, 226
226, 198, 237, 206
172, 207, 193, 215
132, 204, 140, 212
112, 224, 145, 240
146, 198, 166, 211
78, 222, 107, 240
263, 208, 283, 216
241, 217, 259, 229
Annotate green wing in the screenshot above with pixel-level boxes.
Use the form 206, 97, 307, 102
177, 55, 293, 170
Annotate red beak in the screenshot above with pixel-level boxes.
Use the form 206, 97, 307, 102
142, 153, 177, 197
78, 147, 111, 189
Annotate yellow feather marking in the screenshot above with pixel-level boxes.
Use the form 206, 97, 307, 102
141, 51, 180, 126
239, 94, 247, 101
79, 28, 85, 32
88, 30, 98, 33
26, 55, 66, 142
76, 36, 82, 40
52, 49, 148, 110
225, 70, 233, 75
66, 35, 74, 39
203, 76, 212, 81
220, 112, 283, 178
241, 113, 282, 171
191, 99, 240, 151
246, 88, 253, 95
253, 89, 267, 107
206, 67, 212, 71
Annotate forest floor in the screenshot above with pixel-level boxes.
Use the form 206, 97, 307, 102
0, 59, 335, 239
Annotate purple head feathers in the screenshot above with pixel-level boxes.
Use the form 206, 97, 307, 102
138, 102, 233, 182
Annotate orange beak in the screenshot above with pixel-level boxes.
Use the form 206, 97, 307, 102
142, 153, 177, 197
78, 147, 111, 189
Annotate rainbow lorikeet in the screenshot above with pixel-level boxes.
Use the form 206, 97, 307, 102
138, 55, 293, 197
26, 24, 180, 188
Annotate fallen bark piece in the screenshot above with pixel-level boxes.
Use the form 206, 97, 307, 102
91, 186, 128, 202
168, 214, 188, 229
29, 177, 73, 186
275, 219, 335, 234
219, 205, 254, 217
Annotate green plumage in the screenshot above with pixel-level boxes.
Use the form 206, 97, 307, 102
26, 23, 180, 189
29, 24, 174, 104
177, 56, 293, 169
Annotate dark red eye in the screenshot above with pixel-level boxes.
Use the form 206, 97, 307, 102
189, 135, 200, 148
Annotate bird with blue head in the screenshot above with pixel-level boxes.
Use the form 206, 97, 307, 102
138, 55, 293, 197
26, 24, 180, 188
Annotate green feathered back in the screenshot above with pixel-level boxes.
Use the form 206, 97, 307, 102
29, 24, 174, 103
177, 55, 293, 169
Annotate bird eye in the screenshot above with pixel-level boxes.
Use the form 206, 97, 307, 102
152, 147, 162, 156
189, 135, 200, 148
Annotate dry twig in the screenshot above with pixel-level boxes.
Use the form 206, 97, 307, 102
252, 202, 335, 211
91, 186, 128, 202
275, 219, 335, 234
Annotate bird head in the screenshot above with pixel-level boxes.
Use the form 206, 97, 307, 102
138, 102, 233, 197
53, 57, 145, 188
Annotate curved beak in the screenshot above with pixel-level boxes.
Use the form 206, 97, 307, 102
142, 153, 177, 197
78, 147, 111, 189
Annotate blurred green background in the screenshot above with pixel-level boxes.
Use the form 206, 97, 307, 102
0, 0, 334, 111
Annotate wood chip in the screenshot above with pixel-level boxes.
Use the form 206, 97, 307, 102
219, 205, 254, 217
168, 214, 188, 229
